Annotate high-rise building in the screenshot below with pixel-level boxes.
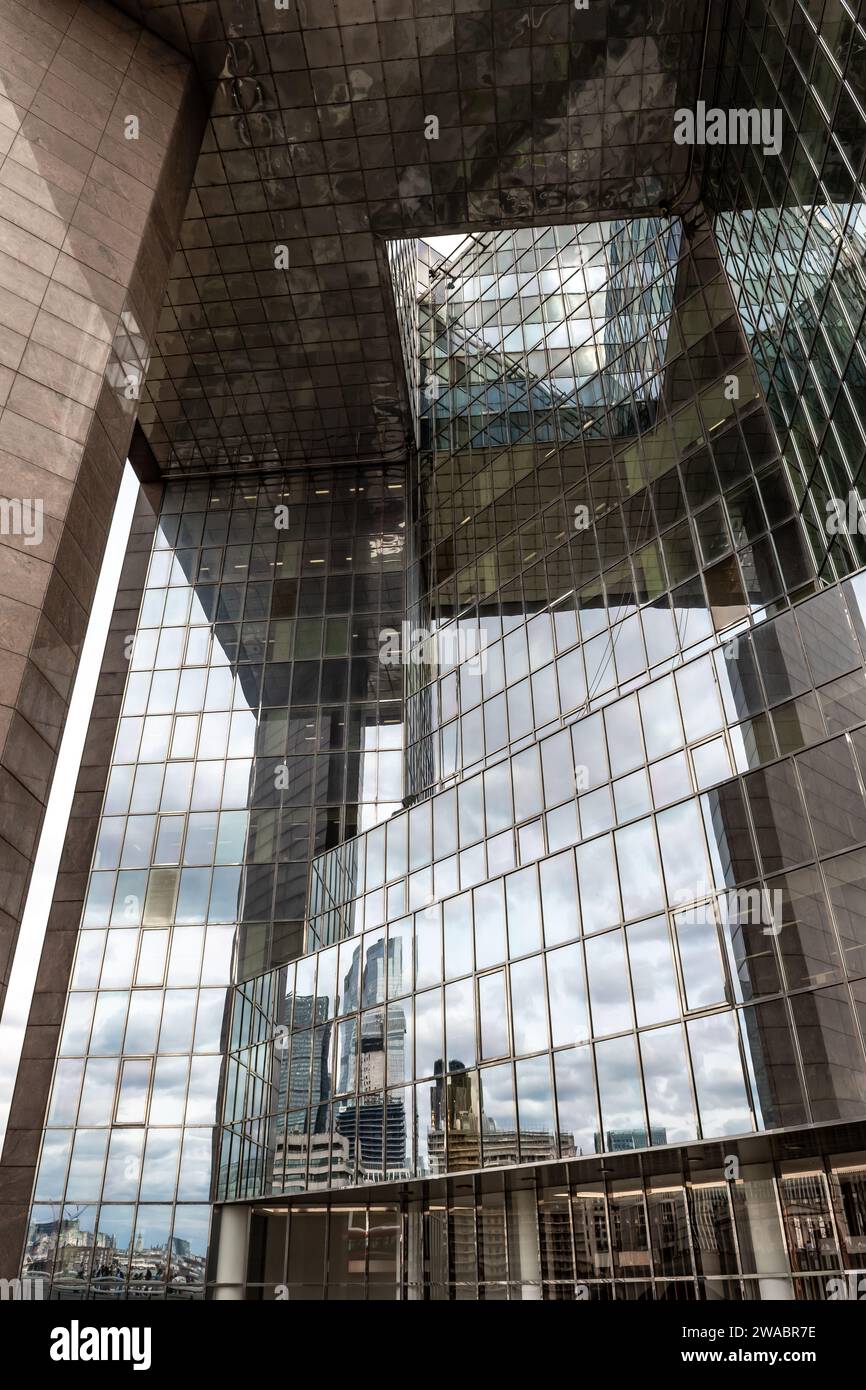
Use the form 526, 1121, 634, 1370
1, 0, 866, 1302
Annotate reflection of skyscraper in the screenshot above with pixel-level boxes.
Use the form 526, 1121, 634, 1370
271, 991, 333, 1191
335, 940, 413, 1178
427, 1061, 477, 1174
425, 1063, 572, 1174
287, 993, 332, 1110
386, 1004, 408, 1089
333, 1097, 408, 1180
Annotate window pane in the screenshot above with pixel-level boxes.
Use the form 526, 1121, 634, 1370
478, 972, 509, 1059
414, 989, 443, 1080
553, 1047, 597, 1157
585, 931, 632, 1034
546, 942, 589, 1046
474, 880, 507, 970
539, 852, 580, 946
445, 979, 476, 1071
116, 1059, 152, 1124
640, 1025, 697, 1142
509, 956, 547, 1054
596, 1035, 644, 1149
505, 867, 542, 957
687, 1012, 752, 1136
627, 916, 679, 1025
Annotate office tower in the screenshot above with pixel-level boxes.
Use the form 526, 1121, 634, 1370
1, 0, 866, 1301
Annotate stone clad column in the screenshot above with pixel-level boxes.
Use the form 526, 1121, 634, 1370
0, 0, 205, 1010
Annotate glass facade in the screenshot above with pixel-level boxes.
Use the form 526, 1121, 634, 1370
401, 218, 816, 802
220, 568, 866, 1205
216, 217, 866, 1210
17, 0, 866, 1302
22, 468, 404, 1299
706, 0, 866, 581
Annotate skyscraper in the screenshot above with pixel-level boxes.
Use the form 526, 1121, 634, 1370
1, 0, 866, 1302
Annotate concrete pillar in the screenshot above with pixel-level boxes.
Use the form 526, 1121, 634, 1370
510, 1186, 542, 1300
213, 1206, 249, 1300
735, 1166, 794, 1300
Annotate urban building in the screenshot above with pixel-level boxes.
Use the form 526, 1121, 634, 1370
0, 0, 865, 1301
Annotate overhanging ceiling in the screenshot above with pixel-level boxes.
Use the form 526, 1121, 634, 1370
113, 0, 708, 474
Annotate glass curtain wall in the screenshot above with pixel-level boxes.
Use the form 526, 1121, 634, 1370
21, 467, 405, 1299
221, 563, 866, 1202
218, 220, 866, 1213
705, 0, 866, 580
402, 219, 815, 800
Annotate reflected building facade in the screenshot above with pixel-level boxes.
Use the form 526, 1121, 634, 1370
9, 0, 866, 1303
212, 210, 866, 1298
20, 468, 406, 1297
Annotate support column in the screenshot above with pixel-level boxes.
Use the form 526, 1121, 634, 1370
509, 1185, 542, 1300
734, 1166, 795, 1300
0, 0, 205, 1009
213, 1206, 249, 1300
